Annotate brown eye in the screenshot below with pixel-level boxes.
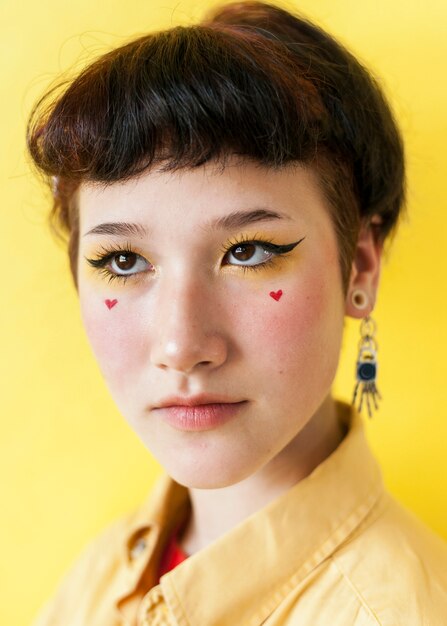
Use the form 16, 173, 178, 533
231, 243, 256, 261
108, 252, 151, 275
86, 248, 153, 279
114, 252, 137, 271
226, 242, 273, 267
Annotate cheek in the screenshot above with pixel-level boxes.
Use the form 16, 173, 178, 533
80, 296, 145, 382
237, 270, 344, 383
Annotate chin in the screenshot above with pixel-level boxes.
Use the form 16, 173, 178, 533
157, 448, 260, 490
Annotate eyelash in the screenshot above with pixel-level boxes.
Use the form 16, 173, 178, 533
86, 241, 138, 285
85, 234, 299, 284
219, 233, 287, 273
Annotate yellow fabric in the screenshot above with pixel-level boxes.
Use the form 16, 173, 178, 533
32, 401, 447, 625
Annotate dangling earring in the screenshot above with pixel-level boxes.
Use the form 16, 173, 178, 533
351, 291, 381, 418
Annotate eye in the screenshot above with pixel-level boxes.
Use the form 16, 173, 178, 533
85, 246, 153, 280
224, 241, 275, 267
109, 252, 150, 275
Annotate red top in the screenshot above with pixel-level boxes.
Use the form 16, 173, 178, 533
158, 523, 189, 579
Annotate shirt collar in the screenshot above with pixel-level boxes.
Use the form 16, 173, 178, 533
119, 400, 384, 625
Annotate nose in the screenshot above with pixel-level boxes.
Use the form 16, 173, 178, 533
149, 272, 228, 375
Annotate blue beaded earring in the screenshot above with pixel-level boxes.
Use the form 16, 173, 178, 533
351, 291, 381, 418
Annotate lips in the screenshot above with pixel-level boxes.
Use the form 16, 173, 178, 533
153, 401, 247, 431
153, 393, 243, 409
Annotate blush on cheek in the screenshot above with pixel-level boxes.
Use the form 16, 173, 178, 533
80, 302, 144, 381
262, 296, 320, 360
247, 276, 339, 377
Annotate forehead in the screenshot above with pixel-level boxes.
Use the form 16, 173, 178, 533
77, 158, 331, 235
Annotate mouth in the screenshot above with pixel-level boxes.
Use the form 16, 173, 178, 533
153, 393, 245, 409
152, 400, 248, 432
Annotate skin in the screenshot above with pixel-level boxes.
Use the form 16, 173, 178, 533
77, 156, 382, 555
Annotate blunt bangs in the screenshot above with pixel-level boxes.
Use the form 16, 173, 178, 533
27, 25, 330, 182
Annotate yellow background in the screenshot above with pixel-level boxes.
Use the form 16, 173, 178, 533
1, 1, 446, 624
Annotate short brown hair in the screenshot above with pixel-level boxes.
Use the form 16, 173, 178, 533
26, 1, 406, 292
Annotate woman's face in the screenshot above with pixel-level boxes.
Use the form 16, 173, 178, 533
77, 157, 347, 488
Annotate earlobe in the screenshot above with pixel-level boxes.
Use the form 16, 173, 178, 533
346, 288, 370, 319
345, 220, 383, 319
351, 289, 369, 310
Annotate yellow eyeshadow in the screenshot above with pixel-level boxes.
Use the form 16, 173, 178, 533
221, 231, 282, 248
82, 231, 301, 286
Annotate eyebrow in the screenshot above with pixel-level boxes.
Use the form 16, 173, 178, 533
203, 208, 292, 232
84, 222, 148, 237
83, 208, 292, 237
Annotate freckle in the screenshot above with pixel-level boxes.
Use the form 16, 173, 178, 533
105, 299, 118, 309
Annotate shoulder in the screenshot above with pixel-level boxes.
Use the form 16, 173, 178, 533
30, 507, 140, 626
30, 473, 185, 626
332, 490, 447, 625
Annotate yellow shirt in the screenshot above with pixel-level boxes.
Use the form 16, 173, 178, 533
32, 401, 447, 625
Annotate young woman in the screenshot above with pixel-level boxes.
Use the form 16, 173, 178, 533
27, 1, 447, 624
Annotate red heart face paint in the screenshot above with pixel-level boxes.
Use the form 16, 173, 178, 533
269, 289, 283, 301
105, 299, 118, 309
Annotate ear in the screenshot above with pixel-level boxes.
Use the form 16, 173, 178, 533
345, 217, 383, 319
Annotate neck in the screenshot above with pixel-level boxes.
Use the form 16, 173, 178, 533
178, 393, 347, 556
